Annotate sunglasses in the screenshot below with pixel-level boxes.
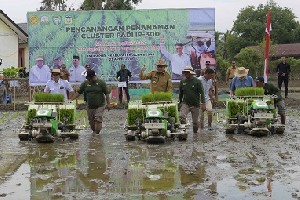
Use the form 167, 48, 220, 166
52, 73, 60, 76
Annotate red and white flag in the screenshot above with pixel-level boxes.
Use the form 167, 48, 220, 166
264, 9, 271, 83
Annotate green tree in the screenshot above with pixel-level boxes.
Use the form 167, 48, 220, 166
232, 2, 300, 51
40, 0, 68, 11
81, 0, 141, 10
235, 48, 262, 78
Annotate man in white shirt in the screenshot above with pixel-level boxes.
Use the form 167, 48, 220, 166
198, 68, 215, 130
160, 42, 191, 80
44, 69, 74, 101
68, 55, 85, 83
29, 56, 51, 85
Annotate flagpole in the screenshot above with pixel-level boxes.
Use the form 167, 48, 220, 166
264, 8, 271, 83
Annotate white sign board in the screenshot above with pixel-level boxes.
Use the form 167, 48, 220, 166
117, 82, 127, 88
9, 80, 20, 87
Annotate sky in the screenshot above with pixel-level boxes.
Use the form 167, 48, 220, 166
0, 0, 299, 32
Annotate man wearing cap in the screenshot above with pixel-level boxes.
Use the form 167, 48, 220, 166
198, 68, 215, 130
139, 59, 172, 93
68, 55, 85, 83
44, 69, 74, 101
29, 56, 51, 84
230, 67, 254, 96
226, 60, 238, 86
70, 70, 112, 134
160, 42, 191, 80
256, 76, 286, 124
179, 66, 206, 133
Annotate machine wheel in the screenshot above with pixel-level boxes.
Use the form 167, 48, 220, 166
225, 129, 235, 134
36, 134, 55, 143
126, 135, 136, 141
0, 85, 7, 105
69, 134, 79, 140
276, 127, 285, 134
19, 135, 30, 141
178, 134, 187, 141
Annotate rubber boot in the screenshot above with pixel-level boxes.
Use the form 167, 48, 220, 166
193, 126, 198, 133
94, 121, 102, 134
281, 114, 286, 125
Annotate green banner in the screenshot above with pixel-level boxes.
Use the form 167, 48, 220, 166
27, 8, 215, 82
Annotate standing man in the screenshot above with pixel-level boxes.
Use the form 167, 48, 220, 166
139, 59, 172, 93
116, 64, 132, 103
277, 57, 291, 98
179, 66, 205, 133
198, 68, 215, 130
226, 60, 238, 86
70, 70, 112, 134
44, 69, 74, 101
52, 56, 63, 69
230, 67, 254, 97
29, 56, 51, 84
69, 55, 85, 83
256, 76, 286, 124
160, 42, 191, 80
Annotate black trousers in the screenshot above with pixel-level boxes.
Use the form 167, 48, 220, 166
278, 75, 289, 98
118, 87, 130, 103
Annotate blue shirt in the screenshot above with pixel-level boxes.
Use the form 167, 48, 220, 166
230, 76, 254, 92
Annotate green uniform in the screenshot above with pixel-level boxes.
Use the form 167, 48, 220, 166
264, 83, 282, 103
140, 70, 172, 93
179, 77, 205, 107
78, 79, 108, 109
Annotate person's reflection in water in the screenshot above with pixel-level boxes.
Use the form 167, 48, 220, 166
77, 134, 109, 193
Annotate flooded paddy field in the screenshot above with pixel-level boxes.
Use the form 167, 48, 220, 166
0, 99, 300, 200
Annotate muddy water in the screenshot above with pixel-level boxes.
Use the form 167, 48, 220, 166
0, 109, 299, 199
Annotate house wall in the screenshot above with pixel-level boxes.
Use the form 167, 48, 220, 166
0, 19, 19, 69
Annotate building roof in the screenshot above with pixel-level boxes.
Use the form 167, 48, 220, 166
249, 43, 300, 58
272, 43, 300, 58
0, 9, 28, 44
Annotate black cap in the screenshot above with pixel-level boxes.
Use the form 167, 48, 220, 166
256, 76, 264, 82
73, 55, 80, 59
86, 70, 96, 79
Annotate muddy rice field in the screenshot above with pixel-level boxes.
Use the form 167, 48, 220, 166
0, 96, 299, 200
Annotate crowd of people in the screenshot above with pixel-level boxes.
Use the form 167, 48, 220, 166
27, 53, 288, 134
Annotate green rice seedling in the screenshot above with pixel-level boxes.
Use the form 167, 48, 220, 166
26, 109, 37, 124
235, 87, 264, 96
34, 93, 64, 102
58, 109, 75, 124
128, 108, 146, 126
141, 92, 172, 103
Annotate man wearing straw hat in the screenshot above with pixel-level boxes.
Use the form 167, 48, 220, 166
140, 59, 172, 93
179, 66, 206, 134
44, 69, 74, 101
230, 67, 254, 97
